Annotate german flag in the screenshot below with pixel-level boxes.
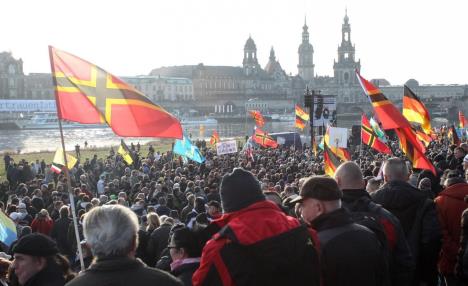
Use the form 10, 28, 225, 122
49, 46, 182, 139
356, 72, 411, 130
249, 110, 265, 127
361, 114, 392, 155
414, 127, 432, 148
448, 125, 461, 146
324, 141, 342, 177
403, 86, 431, 134
295, 105, 310, 121
395, 127, 436, 175
253, 128, 278, 148
210, 130, 220, 146
460, 111, 467, 128
295, 116, 306, 130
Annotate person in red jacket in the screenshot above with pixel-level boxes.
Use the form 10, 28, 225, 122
435, 170, 468, 285
192, 168, 320, 286
31, 209, 54, 236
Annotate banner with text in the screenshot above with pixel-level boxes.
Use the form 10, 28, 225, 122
216, 140, 238, 155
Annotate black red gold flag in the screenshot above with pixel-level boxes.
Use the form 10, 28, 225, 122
324, 141, 342, 177
403, 86, 431, 134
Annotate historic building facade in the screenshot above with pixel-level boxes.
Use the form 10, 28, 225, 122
0, 10, 466, 124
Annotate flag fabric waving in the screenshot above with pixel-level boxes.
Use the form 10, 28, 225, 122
369, 117, 387, 141
0, 211, 17, 247
460, 111, 467, 128
324, 141, 343, 177
394, 127, 436, 174
253, 128, 278, 148
210, 130, 220, 146
173, 135, 205, 163
249, 110, 265, 127
319, 127, 351, 161
295, 105, 310, 121
118, 140, 134, 165
361, 114, 392, 155
49, 46, 182, 139
295, 116, 306, 130
448, 125, 461, 146
51, 148, 78, 174
356, 72, 411, 130
403, 86, 431, 134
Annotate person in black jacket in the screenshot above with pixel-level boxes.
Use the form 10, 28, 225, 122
371, 158, 441, 286
148, 216, 174, 264
168, 227, 202, 286
335, 161, 414, 286
51, 206, 73, 258
292, 175, 389, 286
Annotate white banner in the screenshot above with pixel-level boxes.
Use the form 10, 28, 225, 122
216, 140, 238, 155
328, 127, 348, 148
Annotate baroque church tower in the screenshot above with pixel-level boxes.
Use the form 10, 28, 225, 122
243, 36, 260, 76
297, 18, 314, 83
333, 10, 361, 86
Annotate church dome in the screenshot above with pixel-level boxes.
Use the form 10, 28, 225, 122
405, 78, 419, 89
244, 36, 256, 50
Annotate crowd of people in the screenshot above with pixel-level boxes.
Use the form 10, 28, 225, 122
0, 134, 467, 286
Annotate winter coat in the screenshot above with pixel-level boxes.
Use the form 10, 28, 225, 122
31, 217, 54, 236
65, 257, 182, 286
456, 208, 468, 283
312, 207, 389, 286
171, 260, 200, 286
372, 180, 442, 286
51, 217, 73, 256
24, 261, 66, 286
342, 189, 414, 286
435, 182, 468, 274
148, 223, 172, 263
192, 200, 320, 286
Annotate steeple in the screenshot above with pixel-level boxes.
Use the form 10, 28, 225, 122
298, 16, 314, 83
243, 36, 260, 76
333, 10, 360, 86
269, 47, 276, 61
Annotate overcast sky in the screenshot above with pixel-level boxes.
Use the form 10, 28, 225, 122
2, 0, 466, 85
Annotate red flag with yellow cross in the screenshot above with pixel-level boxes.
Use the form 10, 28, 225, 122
49, 46, 182, 139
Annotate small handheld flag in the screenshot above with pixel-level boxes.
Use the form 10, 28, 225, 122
0, 211, 17, 247
210, 130, 220, 146
51, 148, 78, 173
173, 135, 205, 163
118, 140, 134, 165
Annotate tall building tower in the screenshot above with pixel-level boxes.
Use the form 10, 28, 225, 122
333, 10, 360, 86
243, 36, 260, 76
297, 18, 314, 83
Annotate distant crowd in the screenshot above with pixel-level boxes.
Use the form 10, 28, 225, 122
0, 134, 467, 286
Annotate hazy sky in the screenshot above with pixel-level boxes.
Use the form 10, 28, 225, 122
2, 0, 467, 85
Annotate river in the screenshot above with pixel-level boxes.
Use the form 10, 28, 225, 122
0, 122, 298, 153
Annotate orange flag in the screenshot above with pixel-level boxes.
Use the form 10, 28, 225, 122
249, 110, 265, 127
210, 130, 220, 146
253, 128, 278, 148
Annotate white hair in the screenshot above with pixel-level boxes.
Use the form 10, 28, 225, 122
83, 204, 139, 258
383, 158, 409, 182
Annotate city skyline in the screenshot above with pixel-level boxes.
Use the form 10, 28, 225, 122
2, 0, 467, 85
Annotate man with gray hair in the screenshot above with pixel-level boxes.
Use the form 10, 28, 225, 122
66, 205, 181, 286
371, 158, 441, 286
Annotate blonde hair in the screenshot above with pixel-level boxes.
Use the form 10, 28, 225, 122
146, 212, 160, 231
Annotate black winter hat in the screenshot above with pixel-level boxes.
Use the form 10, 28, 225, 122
12, 233, 59, 257
220, 168, 265, 213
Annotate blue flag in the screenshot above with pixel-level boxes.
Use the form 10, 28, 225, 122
173, 135, 205, 163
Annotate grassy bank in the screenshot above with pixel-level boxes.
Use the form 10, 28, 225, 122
0, 141, 174, 182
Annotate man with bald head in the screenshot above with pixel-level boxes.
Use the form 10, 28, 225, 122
335, 161, 414, 286
371, 158, 441, 286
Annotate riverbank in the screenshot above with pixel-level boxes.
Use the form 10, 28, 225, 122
0, 141, 173, 181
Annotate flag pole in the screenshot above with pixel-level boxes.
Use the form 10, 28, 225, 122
359, 115, 363, 169
49, 46, 85, 271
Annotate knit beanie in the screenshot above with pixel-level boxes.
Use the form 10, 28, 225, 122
12, 233, 59, 257
220, 168, 265, 213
